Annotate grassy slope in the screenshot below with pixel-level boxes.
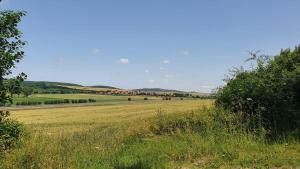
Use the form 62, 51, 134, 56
58, 85, 118, 92
1, 100, 299, 168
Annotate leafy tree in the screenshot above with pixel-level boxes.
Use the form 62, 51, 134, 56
22, 86, 33, 97
0, 10, 26, 152
216, 47, 300, 137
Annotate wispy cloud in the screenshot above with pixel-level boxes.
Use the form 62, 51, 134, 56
92, 48, 101, 55
181, 50, 190, 56
145, 69, 149, 73
162, 60, 170, 64
119, 58, 129, 64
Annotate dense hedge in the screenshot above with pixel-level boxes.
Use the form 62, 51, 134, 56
44, 99, 69, 105
88, 98, 96, 102
16, 101, 42, 106
216, 46, 300, 136
15, 98, 97, 106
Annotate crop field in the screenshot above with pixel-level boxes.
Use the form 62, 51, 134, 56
10, 99, 211, 133
10, 94, 164, 106
57, 85, 116, 92
2, 99, 299, 169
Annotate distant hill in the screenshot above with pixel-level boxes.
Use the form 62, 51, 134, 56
23, 81, 118, 94
23, 81, 82, 88
89, 85, 118, 89
132, 88, 185, 93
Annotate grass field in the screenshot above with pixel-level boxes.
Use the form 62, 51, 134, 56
10, 94, 164, 106
1, 99, 299, 168
57, 85, 117, 92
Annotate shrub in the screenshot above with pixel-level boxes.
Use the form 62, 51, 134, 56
63, 99, 70, 103
162, 97, 171, 100
71, 99, 78, 104
70, 99, 89, 104
78, 99, 88, 103
44, 100, 65, 105
88, 98, 96, 102
16, 101, 42, 106
0, 111, 24, 153
216, 46, 300, 137
144, 97, 148, 100
128, 98, 131, 101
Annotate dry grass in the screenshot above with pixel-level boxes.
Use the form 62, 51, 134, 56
11, 100, 213, 134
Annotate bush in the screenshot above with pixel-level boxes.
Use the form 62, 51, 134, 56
71, 99, 89, 104
16, 101, 42, 106
63, 99, 70, 103
44, 100, 64, 105
0, 111, 24, 153
71, 99, 78, 104
88, 98, 96, 102
144, 97, 148, 100
162, 97, 171, 100
128, 98, 131, 101
216, 46, 300, 136
78, 99, 88, 103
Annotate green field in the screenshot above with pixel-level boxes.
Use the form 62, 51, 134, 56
10, 94, 165, 106
1, 98, 299, 168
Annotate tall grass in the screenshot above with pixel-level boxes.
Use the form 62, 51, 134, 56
1, 108, 299, 168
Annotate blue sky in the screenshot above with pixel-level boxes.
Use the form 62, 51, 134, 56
1, 0, 300, 92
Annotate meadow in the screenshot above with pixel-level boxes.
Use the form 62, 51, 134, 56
10, 94, 163, 107
1, 98, 299, 168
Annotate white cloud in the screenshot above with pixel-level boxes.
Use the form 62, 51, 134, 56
92, 48, 101, 54
148, 79, 155, 83
159, 67, 164, 70
181, 50, 190, 56
145, 70, 149, 73
119, 58, 129, 64
163, 60, 170, 64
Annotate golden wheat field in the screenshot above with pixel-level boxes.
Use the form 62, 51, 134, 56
11, 99, 213, 134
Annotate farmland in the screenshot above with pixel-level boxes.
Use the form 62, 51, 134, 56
1, 1, 300, 168
7, 94, 163, 107
1, 98, 299, 168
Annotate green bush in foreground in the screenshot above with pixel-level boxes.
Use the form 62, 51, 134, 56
0, 10, 26, 154
216, 46, 300, 137
0, 111, 25, 154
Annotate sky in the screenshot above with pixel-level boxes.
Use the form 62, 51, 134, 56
1, 0, 300, 92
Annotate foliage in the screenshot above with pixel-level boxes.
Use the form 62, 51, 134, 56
22, 86, 33, 97
0, 10, 26, 152
216, 46, 300, 136
2, 106, 298, 168
0, 111, 25, 153
16, 101, 42, 106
